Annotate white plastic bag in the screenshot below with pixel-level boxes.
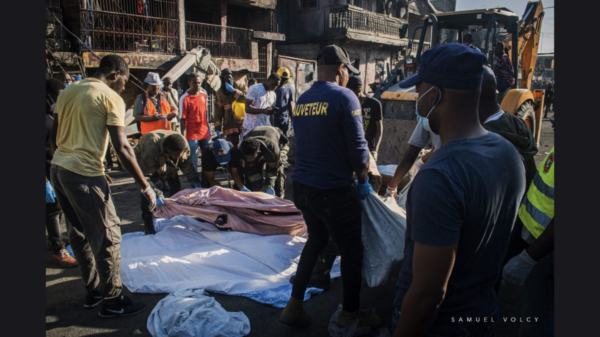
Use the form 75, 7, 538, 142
361, 194, 407, 287
147, 288, 251, 337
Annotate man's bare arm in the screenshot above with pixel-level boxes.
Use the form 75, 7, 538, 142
388, 144, 422, 188
373, 120, 383, 153
393, 243, 457, 337
245, 98, 274, 115
230, 167, 245, 189
203, 170, 220, 187
107, 125, 150, 190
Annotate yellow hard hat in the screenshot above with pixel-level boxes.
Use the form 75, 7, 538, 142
232, 101, 246, 123
277, 67, 291, 79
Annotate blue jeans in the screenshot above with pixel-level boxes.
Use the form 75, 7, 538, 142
519, 251, 554, 337
188, 138, 211, 173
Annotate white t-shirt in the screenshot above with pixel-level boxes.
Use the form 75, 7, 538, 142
408, 123, 442, 150
484, 110, 505, 124
242, 84, 276, 136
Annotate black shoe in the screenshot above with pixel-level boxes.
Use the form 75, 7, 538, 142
98, 295, 146, 318
84, 292, 103, 309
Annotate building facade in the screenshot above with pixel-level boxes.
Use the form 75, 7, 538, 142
46, 0, 285, 112
274, 0, 441, 96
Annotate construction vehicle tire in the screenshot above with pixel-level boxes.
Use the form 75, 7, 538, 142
515, 100, 536, 132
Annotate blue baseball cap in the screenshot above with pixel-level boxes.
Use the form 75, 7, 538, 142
398, 44, 487, 90
213, 139, 231, 166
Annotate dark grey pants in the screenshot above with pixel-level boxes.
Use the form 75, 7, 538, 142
50, 165, 123, 299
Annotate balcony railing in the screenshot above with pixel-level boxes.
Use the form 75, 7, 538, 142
327, 6, 405, 40
185, 22, 252, 59
81, 9, 179, 54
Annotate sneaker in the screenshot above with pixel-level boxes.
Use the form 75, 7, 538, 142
98, 295, 146, 318
84, 292, 103, 309
337, 309, 382, 328
52, 249, 78, 268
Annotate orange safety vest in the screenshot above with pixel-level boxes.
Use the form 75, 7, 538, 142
139, 91, 172, 135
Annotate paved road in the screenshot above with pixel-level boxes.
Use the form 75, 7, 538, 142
46, 116, 554, 336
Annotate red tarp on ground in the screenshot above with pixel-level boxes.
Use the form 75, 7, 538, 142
154, 186, 307, 236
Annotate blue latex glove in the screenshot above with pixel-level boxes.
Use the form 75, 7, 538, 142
46, 181, 56, 203
290, 121, 294, 130
266, 188, 275, 195
502, 249, 537, 286
156, 198, 165, 207
225, 82, 234, 93
192, 182, 202, 188
216, 131, 222, 138
240, 186, 251, 192
356, 178, 374, 200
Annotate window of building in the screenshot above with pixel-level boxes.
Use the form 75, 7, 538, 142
300, 0, 318, 10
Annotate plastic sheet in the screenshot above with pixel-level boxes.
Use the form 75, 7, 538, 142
147, 289, 250, 337
361, 194, 407, 287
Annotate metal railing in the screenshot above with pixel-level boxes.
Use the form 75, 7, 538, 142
81, 9, 179, 54
327, 6, 405, 39
185, 22, 252, 59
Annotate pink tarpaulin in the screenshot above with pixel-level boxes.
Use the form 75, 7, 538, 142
154, 186, 307, 236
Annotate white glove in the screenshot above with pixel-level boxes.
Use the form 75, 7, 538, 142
502, 249, 537, 286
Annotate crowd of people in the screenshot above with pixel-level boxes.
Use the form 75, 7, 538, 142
46, 43, 554, 336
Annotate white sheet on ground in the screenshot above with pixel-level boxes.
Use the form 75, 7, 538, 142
147, 288, 251, 337
120, 216, 307, 295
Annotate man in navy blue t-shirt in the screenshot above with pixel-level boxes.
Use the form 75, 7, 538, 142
273, 68, 294, 136
391, 44, 526, 337
279, 45, 379, 329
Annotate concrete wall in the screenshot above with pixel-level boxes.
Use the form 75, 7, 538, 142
285, 0, 333, 42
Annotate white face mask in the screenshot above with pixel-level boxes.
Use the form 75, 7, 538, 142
415, 86, 442, 133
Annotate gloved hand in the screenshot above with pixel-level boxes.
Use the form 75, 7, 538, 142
502, 249, 537, 286
225, 82, 234, 93
142, 186, 157, 212
266, 188, 275, 196
216, 131, 222, 138
192, 182, 202, 188
156, 198, 165, 207
384, 185, 396, 199
356, 178, 374, 200
371, 151, 378, 162
290, 121, 294, 130
240, 186, 251, 192
46, 181, 56, 203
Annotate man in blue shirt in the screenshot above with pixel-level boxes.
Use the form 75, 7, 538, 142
279, 45, 378, 329
391, 44, 526, 337
273, 67, 294, 136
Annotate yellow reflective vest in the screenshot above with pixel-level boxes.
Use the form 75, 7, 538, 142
519, 147, 554, 239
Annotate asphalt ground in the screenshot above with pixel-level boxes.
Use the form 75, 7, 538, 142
46, 113, 555, 336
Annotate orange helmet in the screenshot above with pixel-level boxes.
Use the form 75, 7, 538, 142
277, 67, 291, 79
